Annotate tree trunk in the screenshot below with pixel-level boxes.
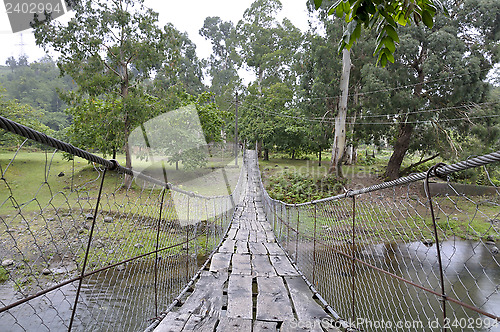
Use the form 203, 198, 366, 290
121, 63, 132, 188
328, 49, 351, 177
291, 150, 295, 160
264, 148, 269, 161
319, 150, 322, 167
257, 140, 262, 158
384, 124, 414, 180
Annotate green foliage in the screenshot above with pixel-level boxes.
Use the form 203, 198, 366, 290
32, 0, 181, 171
265, 171, 347, 203
0, 56, 73, 131
0, 87, 53, 145
0, 266, 8, 283
199, 16, 241, 113
314, 0, 446, 66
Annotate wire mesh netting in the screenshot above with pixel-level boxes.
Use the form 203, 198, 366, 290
257, 155, 500, 331
0, 138, 247, 332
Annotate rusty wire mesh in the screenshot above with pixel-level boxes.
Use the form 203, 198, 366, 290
0, 139, 246, 332
257, 154, 500, 331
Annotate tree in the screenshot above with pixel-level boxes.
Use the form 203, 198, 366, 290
200, 16, 241, 113
0, 56, 74, 131
357, 1, 494, 179
0, 86, 52, 146
32, 0, 180, 185
237, 0, 302, 90
154, 32, 206, 95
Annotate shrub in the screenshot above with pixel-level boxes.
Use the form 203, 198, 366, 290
265, 171, 347, 204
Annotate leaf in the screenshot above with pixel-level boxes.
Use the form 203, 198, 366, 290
347, 20, 357, 35
379, 52, 388, 67
384, 25, 399, 42
336, 5, 344, 18
382, 36, 396, 53
328, 0, 342, 15
422, 10, 434, 28
396, 13, 408, 26
342, 0, 351, 14
385, 49, 395, 63
314, 0, 323, 10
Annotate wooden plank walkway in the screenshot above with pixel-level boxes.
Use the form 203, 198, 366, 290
154, 157, 339, 332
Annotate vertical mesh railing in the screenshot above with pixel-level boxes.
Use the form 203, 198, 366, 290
255, 151, 500, 331
0, 116, 247, 332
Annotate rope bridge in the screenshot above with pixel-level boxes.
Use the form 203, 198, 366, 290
1, 114, 500, 331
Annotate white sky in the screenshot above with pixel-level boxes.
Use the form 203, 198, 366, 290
0, 0, 311, 64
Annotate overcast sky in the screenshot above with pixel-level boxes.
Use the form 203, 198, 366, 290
0, 0, 311, 64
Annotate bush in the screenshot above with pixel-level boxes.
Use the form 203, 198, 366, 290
265, 171, 347, 203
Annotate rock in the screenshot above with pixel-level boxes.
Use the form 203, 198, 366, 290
491, 246, 499, 255
487, 235, 495, 242
47, 217, 55, 222
85, 213, 94, 220
486, 241, 496, 246
452, 217, 458, 221
42, 268, 52, 275
103, 216, 114, 223
2, 259, 14, 267
275, 164, 279, 167
284, 166, 289, 170
58, 172, 65, 177
422, 239, 434, 247
134, 243, 144, 249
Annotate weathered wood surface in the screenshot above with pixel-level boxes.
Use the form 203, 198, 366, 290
154, 152, 336, 331
256, 276, 294, 321
227, 275, 253, 319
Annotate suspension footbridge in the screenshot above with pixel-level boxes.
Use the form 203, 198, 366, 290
0, 115, 500, 331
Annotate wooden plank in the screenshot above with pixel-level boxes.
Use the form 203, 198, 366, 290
252, 255, 277, 277
253, 320, 278, 331
256, 231, 267, 243
227, 275, 253, 320
248, 242, 268, 255
256, 276, 294, 321
266, 230, 276, 242
182, 314, 218, 332
231, 254, 251, 275
280, 320, 326, 332
226, 227, 238, 240
209, 253, 232, 273
248, 230, 258, 243
218, 239, 235, 253
216, 318, 252, 331
235, 229, 249, 241
270, 255, 299, 276
285, 277, 330, 321
174, 271, 226, 315
154, 312, 189, 332
235, 241, 249, 254
264, 242, 284, 256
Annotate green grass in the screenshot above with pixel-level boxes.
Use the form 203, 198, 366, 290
0, 266, 8, 282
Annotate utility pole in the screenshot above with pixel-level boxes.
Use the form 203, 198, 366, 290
234, 92, 239, 166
